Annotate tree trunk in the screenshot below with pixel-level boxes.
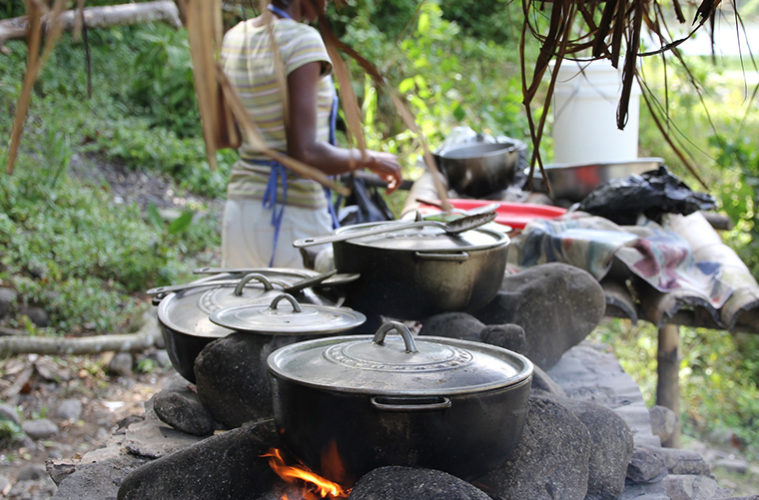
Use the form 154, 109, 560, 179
0, 1, 181, 47
0, 312, 160, 357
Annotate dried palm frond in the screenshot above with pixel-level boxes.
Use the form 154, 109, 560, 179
7, 0, 67, 174
520, 0, 729, 188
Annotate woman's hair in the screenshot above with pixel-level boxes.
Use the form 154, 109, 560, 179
273, 0, 291, 7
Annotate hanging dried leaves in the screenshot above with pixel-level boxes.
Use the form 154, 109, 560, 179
520, 0, 724, 187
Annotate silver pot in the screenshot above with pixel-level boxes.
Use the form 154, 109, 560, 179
267, 322, 533, 482
531, 157, 664, 202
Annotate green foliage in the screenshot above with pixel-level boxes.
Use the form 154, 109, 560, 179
709, 134, 759, 277
127, 27, 201, 136
135, 357, 157, 374
2, 24, 232, 198
0, 419, 24, 448
0, 23, 224, 336
439, 0, 520, 44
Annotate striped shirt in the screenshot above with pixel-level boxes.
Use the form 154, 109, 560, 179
221, 18, 334, 208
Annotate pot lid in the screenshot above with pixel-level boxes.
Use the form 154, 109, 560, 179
156, 270, 334, 339
335, 222, 509, 252
209, 293, 366, 335
267, 322, 533, 395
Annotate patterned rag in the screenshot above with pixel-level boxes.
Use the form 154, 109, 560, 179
510, 211, 733, 308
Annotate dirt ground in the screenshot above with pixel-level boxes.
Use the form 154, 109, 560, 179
0, 350, 175, 499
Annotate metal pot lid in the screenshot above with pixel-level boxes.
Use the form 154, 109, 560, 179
156, 271, 318, 339
209, 293, 366, 335
335, 222, 509, 252
267, 321, 533, 395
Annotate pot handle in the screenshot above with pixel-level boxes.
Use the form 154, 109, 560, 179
268, 293, 303, 313
370, 396, 452, 412
414, 251, 470, 262
373, 321, 418, 353
233, 273, 274, 296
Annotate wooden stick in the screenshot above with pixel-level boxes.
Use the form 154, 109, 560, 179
6, 1, 42, 175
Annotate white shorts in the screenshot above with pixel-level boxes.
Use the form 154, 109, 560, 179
221, 197, 333, 269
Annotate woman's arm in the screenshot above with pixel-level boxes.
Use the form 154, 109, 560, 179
285, 61, 402, 193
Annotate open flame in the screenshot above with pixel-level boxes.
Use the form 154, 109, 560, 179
262, 448, 351, 499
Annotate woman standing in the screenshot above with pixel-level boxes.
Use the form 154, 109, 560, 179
220, 0, 402, 268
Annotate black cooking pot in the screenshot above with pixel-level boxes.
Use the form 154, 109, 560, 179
434, 141, 525, 198
154, 270, 350, 382
332, 222, 509, 319
267, 322, 533, 483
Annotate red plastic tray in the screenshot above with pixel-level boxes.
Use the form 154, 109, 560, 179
418, 199, 566, 229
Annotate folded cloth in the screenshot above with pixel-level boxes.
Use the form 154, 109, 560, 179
510, 211, 734, 309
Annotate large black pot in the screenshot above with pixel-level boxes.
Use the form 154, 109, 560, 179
267, 322, 533, 483
332, 222, 509, 319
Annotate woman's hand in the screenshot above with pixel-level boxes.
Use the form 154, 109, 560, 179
366, 151, 403, 194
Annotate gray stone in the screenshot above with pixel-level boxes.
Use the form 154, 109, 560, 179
16, 463, 47, 481
0, 287, 17, 318
649, 405, 677, 444
56, 399, 83, 421
480, 323, 527, 353
153, 385, 216, 436
530, 364, 566, 396
474, 396, 592, 500
52, 454, 152, 500
663, 474, 732, 500
544, 395, 634, 500
108, 352, 133, 377
713, 457, 749, 475
627, 446, 668, 483
654, 446, 711, 476
0, 476, 9, 494
419, 312, 485, 342
22, 418, 59, 440
124, 410, 204, 459
20, 305, 49, 327
475, 263, 606, 369
350, 466, 491, 500
117, 421, 279, 500
194, 332, 306, 428
0, 403, 20, 425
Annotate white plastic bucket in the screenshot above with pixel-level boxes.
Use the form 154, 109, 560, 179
551, 60, 640, 163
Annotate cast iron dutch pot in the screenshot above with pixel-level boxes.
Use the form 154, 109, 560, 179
267, 322, 533, 483
331, 222, 510, 320
155, 270, 349, 383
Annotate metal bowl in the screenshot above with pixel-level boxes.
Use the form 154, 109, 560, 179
530, 157, 664, 202
434, 141, 525, 198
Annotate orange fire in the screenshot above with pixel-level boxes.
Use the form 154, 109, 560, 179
262, 448, 351, 499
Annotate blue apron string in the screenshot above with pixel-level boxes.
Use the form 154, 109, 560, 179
324, 94, 340, 229
261, 161, 288, 267
267, 4, 293, 19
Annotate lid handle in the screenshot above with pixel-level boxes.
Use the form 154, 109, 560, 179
268, 293, 303, 313
373, 321, 418, 353
234, 273, 274, 296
